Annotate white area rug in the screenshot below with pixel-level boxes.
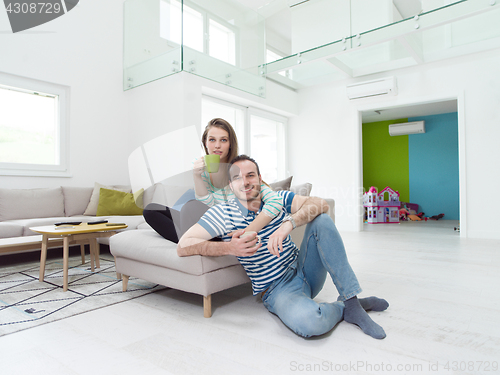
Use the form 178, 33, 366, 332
0, 253, 165, 336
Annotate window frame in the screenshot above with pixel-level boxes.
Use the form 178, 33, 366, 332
0, 72, 70, 177
161, 0, 239, 66
206, 12, 239, 66
247, 107, 288, 182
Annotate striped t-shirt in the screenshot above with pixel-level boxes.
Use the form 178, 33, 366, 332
198, 190, 298, 295
196, 171, 284, 218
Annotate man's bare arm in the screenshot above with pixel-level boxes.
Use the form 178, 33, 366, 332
267, 195, 329, 257
290, 195, 330, 226
177, 223, 261, 257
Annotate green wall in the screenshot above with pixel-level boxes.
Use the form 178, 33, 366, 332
362, 119, 410, 202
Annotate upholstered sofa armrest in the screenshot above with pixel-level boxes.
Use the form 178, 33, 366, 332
324, 198, 335, 223
290, 196, 335, 247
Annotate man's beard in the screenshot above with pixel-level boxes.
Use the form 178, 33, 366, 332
238, 184, 261, 202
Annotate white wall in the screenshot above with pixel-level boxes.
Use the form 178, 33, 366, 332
0, 0, 130, 189
288, 48, 500, 239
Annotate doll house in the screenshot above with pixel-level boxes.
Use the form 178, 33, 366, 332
363, 186, 401, 224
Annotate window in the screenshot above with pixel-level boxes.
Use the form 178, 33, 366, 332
209, 19, 236, 65
201, 96, 287, 183
249, 110, 286, 183
0, 74, 69, 176
160, 0, 203, 52
160, 0, 237, 65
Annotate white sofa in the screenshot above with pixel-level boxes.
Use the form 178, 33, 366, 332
0, 185, 150, 255
110, 180, 335, 318
0, 181, 335, 318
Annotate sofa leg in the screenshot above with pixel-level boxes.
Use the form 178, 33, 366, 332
203, 295, 212, 318
122, 275, 129, 292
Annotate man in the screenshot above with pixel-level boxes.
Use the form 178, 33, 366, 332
178, 155, 388, 339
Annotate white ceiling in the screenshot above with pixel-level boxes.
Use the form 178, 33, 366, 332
362, 99, 458, 123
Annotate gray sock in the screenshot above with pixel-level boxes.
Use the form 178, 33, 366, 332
338, 295, 389, 312
359, 296, 389, 312
343, 296, 386, 339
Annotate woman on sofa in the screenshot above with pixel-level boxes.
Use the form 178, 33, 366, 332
143, 118, 283, 243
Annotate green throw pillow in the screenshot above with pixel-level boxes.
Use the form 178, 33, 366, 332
96, 188, 144, 216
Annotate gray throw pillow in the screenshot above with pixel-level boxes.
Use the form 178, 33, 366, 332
268, 176, 293, 191
62, 186, 93, 216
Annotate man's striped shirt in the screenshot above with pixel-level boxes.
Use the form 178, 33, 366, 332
198, 190, 298, 295
196, 171, 284, 218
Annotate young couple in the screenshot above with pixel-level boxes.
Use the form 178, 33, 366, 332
144, 118, 389, 339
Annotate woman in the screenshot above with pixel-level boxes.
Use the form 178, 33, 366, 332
143, 118, 283, 243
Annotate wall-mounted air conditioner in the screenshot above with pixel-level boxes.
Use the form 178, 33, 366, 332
389, 121, 425, 136
346, 77, 397, 100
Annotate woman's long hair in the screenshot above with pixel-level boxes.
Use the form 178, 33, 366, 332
201, 118, 239, 164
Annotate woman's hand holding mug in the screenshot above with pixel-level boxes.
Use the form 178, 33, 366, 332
193, 156, 206, 177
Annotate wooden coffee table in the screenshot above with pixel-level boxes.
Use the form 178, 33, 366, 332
30, 222, 128, 292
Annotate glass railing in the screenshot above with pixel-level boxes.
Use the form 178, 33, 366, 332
264, 0, 500, 89
123, 0, 266, 96
124, 0, 500, 93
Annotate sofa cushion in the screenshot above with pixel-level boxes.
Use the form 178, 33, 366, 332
0, 187, 65, 222
110, 230, 240, 276
62, 186, 93, 216
83, 183, 131, 216
290, 182, 312, 196
0, 222, 25, 238
17, 216, 74, 236
93, 215, 146, 230
96, 188, 144, 216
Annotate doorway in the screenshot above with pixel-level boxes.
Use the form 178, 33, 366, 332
357, 96, 466, 237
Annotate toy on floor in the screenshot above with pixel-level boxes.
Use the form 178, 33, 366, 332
363, 186, 401, 224
408, 214, 422, 221
429, 213, 445, 220
400, 203, 427, 221
399, 207, 410, 221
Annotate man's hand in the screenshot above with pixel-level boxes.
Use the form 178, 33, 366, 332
267, 221, 293, 257
229, 230, 261, 257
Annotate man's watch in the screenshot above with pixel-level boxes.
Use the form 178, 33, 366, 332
283, 214, 297, 229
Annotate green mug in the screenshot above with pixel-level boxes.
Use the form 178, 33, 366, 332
204, 154, 220, 173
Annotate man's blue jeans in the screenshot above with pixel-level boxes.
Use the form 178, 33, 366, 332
262, 214, 362, 338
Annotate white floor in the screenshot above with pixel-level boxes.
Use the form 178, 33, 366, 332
1, 220, 499, 375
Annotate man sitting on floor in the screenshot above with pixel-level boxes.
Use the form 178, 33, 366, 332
177, 155, 388, 339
